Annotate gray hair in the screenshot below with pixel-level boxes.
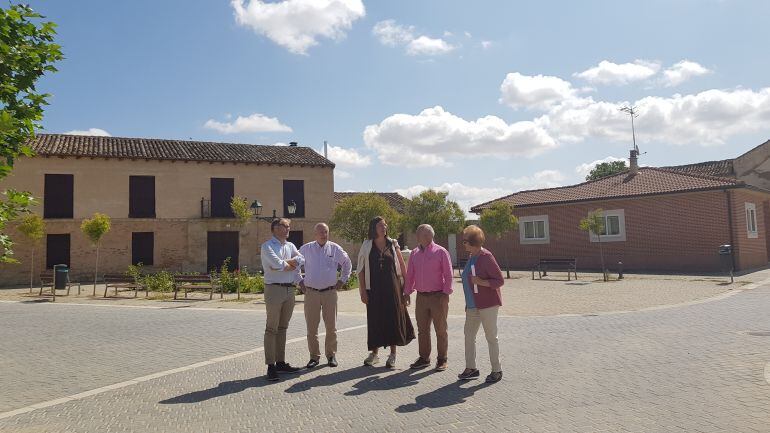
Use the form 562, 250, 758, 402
314, 222, 329, 232
416, 224, 435, 237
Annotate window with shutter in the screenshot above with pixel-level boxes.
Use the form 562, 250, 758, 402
44, 174, 74, 219
132, 232, 154, 266
129, 176, 156, 218
282, 180, 305, 218
211, 178, 235, 218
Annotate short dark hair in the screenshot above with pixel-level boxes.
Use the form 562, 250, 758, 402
368, 216, 386, 240
271, 218, 291, 232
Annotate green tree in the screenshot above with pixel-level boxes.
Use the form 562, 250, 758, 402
403, 190, 465, 239
586, 161, 627, 181
330, 193, 401, 243
81, 213, 111, 294
17, 213, 45, 291
0, 4, 63, 262
230, 196, 251, 228
579, 209, 608, 281
479, 202, 518, 278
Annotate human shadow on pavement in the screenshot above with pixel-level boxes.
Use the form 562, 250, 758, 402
395, 380, 491, 412
285, 365, 381, 393
344, 368, 435, 397
159, 368, 317, 404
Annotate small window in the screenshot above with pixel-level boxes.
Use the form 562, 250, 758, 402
589, 209, 626, 243
44, 174, 74, 219
283, 180, 305, 218
132, 232, 154, 266
129, 176, 156, 218
519, 215, 549, 244
746, 203, 758, 238
46, 234, 71, 269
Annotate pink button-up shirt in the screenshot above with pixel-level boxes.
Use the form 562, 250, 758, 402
404, 241, 453, 295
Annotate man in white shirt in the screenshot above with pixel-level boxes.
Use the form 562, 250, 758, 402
261, 218, 304, 382
298, 222, 352, 368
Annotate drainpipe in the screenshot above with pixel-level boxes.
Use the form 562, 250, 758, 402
724, 189, 737, 271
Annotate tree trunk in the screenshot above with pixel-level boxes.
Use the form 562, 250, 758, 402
93, 245, 100, 296
29, 248, 35, 293
503, 244, 511, 279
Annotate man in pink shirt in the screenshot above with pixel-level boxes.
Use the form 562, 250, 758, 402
404, 224, 454, 371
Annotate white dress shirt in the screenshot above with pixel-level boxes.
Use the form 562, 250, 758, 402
298, 240, 352, 289
261, 237, 304, 285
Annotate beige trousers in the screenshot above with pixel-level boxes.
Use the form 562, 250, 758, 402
304, 288, 338, 359
464, 306, 501, 372
264, 284, 296, 365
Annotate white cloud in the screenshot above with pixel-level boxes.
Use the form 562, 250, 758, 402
363, 106, 557, 168
575, 156, 625, 178
661, 60, 711, 87
407, 36, 455, 56
499, 72, 578, 110
539, 87, 770, 145
204, 113, 292, 134
395, 182, 511, 217
494, 170, 566, 190
63, 128, 111, 136
231, 0, 365, 55
372, 19, 455, 56
574, 60, 661, 85
334, 169, 352, 180
325, 145, 372, 168
480, 40, 493, 50
464, 31, 472, 38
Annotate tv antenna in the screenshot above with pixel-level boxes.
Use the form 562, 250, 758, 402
619, 105, 639, 154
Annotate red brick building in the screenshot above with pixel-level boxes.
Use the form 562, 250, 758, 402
470, 150, 770, 273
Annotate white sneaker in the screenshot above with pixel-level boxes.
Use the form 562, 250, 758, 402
385, 353, 396, 369
364, 352, 380, 366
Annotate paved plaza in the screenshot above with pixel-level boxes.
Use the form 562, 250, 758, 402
1, 277, 770, 432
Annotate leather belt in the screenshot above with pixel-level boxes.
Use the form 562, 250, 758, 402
308, 286, 335, 292
269, 283, 295, 287
417, 291, 446, 296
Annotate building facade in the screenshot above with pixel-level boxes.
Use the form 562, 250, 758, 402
0, 134, 335, 286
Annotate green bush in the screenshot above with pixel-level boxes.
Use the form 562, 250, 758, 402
342, 272, 359, 291
142, 271, 175, 292
212, 258, 265, 294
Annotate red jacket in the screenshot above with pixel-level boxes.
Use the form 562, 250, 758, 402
466, 248, 504, 309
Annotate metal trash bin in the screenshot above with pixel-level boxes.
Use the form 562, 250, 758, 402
718, 245, 733, 283
53, 264, 68, 290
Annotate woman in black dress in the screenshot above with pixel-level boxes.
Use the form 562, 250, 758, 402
357, 216, 415, 368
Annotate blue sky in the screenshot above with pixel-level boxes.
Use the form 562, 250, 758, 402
27, 0, 770, 213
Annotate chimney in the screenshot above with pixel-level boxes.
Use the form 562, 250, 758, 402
629, 149, 639, 175
324, 140, 328, 159
289, 141, 298, 147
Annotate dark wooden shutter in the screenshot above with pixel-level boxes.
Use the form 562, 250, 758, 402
46, 234, 71, 269
210, 178, 234, 218
207, 231, 239, 272
132, 232, 154, 266
288, 230, 304, 248
282, 180, 305, 218
129, 176, 156, 218
44, 174, 74, 219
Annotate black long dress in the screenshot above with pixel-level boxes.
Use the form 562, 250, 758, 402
366, 240, 415, 350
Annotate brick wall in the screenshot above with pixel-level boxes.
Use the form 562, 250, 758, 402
466, 188, 770, 273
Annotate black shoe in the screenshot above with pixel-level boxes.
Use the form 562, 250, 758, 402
457, 368, 480, 380
327, 356, 338, 367
410, 357, 431, 369
266, 364, 280, 382
275, 361, 301, 373
306, 358, 320, 369
485, 371, 503, 383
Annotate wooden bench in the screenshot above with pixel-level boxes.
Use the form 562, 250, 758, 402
532, 258, 577, 281
39, 271, 81, 296
173, 274, 221, 300
103, 273, 146, 298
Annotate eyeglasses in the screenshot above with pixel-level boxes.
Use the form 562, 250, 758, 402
279, 224, 290, 229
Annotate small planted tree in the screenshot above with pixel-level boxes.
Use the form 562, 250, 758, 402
81, 213, 111, 294
330, 193, 402, 243
403, 190, 465, 240
230, 196, 251, 298
17, 214, 45, 291
480, 202, 518, 278
579, 209, 608, 281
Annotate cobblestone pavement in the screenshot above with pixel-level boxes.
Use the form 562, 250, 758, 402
1, 281, 770, 432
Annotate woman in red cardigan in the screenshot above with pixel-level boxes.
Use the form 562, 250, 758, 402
458, 225, 505, 383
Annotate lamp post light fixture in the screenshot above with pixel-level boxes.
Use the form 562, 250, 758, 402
287, 200, 297, 216
249, 199, 297, 221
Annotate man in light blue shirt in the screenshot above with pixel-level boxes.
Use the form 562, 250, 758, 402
297, 223, 352, 369
260, 218, 304, 382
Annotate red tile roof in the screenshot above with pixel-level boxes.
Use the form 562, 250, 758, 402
29, 134, 335, 168
471, 167, 744, 212
334, 192, 409, 213
663, 159, 735, 178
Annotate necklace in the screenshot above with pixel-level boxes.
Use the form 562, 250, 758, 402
375, 240, 387, 270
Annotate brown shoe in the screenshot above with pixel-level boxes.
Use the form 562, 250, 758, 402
435, 359, 448, 371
